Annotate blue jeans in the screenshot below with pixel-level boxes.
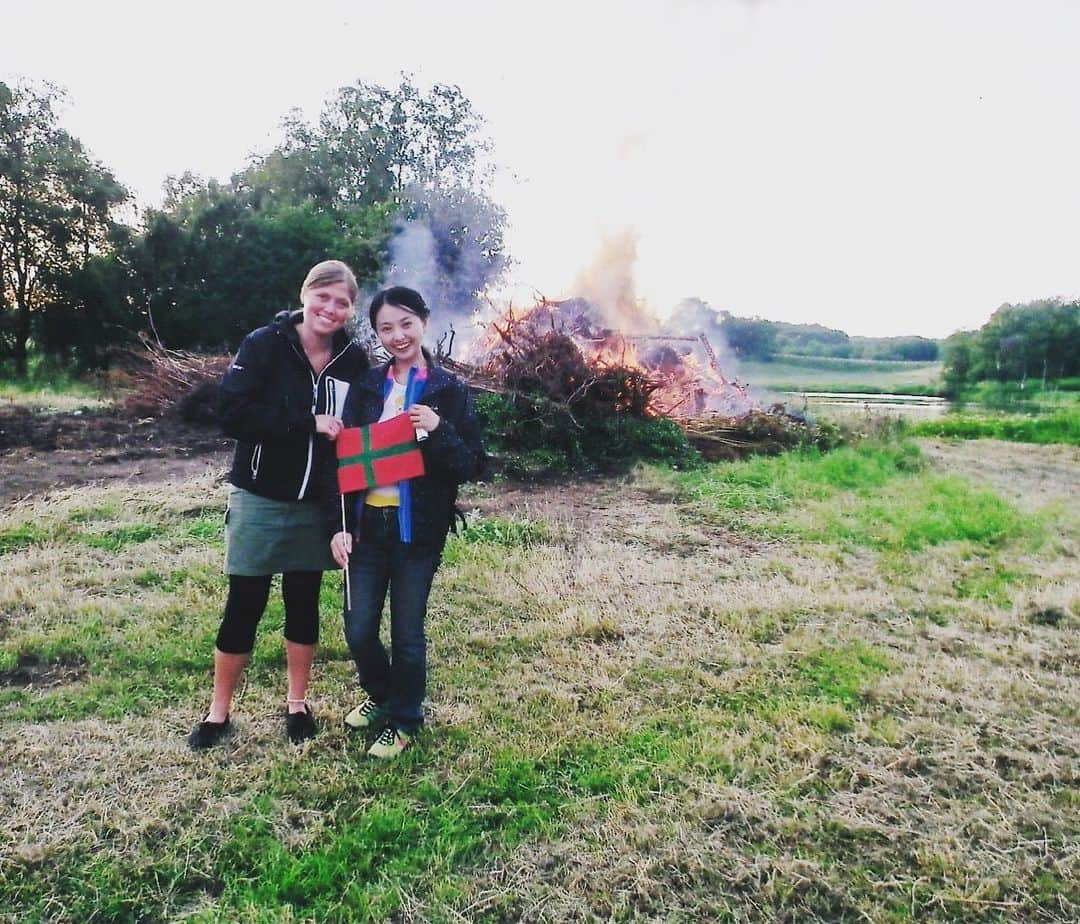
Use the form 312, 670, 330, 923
344, 505, 441, 733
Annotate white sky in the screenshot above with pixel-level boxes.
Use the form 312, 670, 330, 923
3, 0, 1078, 337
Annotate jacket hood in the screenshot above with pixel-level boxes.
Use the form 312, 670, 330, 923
272, 308, 300, 330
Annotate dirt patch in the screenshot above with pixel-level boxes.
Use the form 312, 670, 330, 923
0, 407, 231, 505
0, 654, 88, 689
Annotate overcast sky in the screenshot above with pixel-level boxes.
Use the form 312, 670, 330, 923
4, 0, 1078, 337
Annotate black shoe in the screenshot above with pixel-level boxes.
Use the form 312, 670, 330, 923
286, 704, 317, 744
188, 715, 232, 750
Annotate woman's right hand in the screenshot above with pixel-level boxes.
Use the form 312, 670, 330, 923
331, 531, 353, 568
315, 415, 344, 440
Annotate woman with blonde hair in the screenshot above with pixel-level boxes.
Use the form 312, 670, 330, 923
188, 260, 369, 749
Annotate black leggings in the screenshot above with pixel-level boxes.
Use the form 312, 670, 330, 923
215, 571, 323, 654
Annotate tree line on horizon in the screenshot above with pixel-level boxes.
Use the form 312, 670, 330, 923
0, 77, 506, 377
699, 298, 1079, 396
670, 298, 942, 364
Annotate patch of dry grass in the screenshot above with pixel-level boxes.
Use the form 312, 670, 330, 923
0, 388, 110, 413
0, 442, 1077, 921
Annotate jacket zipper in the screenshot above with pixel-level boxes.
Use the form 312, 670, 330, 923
250, 442, 263, 480
293, 341, 352, 500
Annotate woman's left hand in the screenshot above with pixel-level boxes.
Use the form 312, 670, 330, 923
409, 404, 440, 432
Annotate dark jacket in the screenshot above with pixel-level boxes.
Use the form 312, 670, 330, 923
322, 359, 487, 550
220, 310, 370, 502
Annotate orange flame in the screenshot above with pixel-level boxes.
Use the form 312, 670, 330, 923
468, 297, 755, 419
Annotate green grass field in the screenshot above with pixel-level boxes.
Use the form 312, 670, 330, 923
1, 437, 1076, 921
909, 407, 1080, 446
737, 356, 944, 395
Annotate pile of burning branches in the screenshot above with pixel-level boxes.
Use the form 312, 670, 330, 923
112, 335, 230, 423
101, 299, 841, 468
475, 319, 659, 419
448, 297, 844, 467
466, 300, 701, 420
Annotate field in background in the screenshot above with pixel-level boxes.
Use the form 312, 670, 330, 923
0, 380, 110, 412
1, 437, 1077, 922
737, 356, 943, 396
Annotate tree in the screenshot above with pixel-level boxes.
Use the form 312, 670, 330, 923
941, 331, 974, 396
941, 299, 1080, 392
771, 320, 851, 357
137, 77, 506, 352
0, 80, 127, 375
131, 187, 391, 350
850, 336, 940, 361
238, 76, 491, 209
242, 76, 506, 316
720, 312, 778, 359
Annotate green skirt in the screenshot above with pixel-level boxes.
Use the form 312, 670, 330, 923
224, 486, 338, 576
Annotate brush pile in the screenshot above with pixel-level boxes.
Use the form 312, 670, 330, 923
682, 407, 843, 461
112, 336, 230, 424
104, 303, 841, 468
472, 324, 660, 418
447, 301, 843, 468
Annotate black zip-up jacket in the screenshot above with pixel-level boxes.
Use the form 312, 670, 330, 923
220, 310, 370, 502
321, 359, 488, 550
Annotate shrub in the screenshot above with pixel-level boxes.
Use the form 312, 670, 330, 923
475, 391, 700, 474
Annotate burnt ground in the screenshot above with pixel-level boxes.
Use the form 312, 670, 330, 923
0, 406, 232, 505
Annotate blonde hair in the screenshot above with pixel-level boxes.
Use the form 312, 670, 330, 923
300, 260, 359, 304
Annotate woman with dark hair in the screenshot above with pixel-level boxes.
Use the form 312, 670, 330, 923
327, 285, 487, 759
188, 260, 369, 749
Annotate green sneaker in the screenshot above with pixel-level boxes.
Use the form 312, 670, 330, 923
367, 725, 411, 759
344, 698, 385, 731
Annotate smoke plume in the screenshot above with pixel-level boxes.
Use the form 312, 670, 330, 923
567, 229, 656, 333
367, 184, 507, 355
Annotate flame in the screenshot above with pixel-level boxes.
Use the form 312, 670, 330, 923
467, 296, 755, 419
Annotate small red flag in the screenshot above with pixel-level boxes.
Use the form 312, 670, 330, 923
336, 414, 425, 492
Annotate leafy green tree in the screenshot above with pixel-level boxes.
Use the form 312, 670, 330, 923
977, 300, 1079, 384
40, 234, 137, 370
720, 312, 778, 359
239, 76, 491, 209
136, 77, 505, 352
0, 80, 127, 375
132, 187, 391, 349
942, 299, 1080, 391
941, 331, 974, 396
771, 320, 851, 357
243, 76, 506, 321
851, 336, 940, 361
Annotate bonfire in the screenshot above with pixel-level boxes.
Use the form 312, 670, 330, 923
444, 296, 824, 460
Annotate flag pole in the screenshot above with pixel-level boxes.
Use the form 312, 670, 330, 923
340, 492, 351, 612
